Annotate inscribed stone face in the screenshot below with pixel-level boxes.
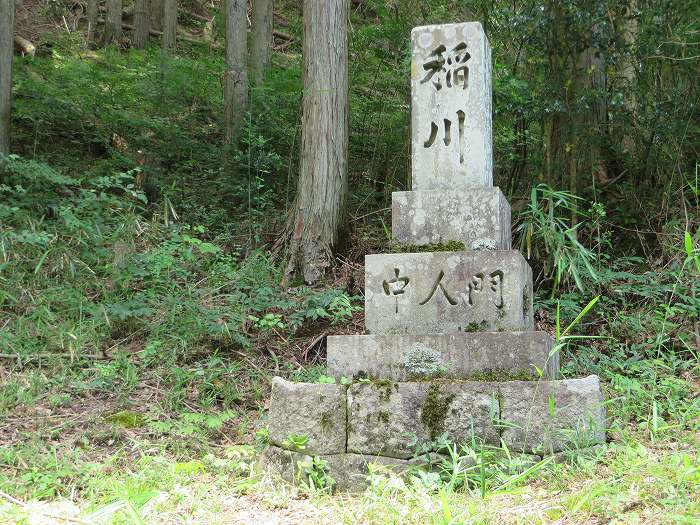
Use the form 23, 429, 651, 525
411, 22, 493, 190
364, 250, 533, 334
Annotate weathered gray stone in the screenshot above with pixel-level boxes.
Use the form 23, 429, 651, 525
260, 446, 438, 492
268, 377, 347, 455
392, 188, 511, 249
347, 381, 500, 458
365, 250, 533, 334
345, 378, 606, 458
500, 375, 607, 455
327, 332, 559, 381
411, 22, 492, 190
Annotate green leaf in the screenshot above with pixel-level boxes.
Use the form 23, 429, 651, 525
685, 231, 700, 273
684, 230, 693, 258
561, 296, 600, 338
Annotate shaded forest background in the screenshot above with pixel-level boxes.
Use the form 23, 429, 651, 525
0, 0, 698, 500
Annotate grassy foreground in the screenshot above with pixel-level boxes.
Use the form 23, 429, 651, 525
0, 427, 697, 524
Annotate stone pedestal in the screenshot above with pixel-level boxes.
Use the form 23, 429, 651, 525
392, 188, 511, 249
326, 332, 558, 381
262, 21, 606, 492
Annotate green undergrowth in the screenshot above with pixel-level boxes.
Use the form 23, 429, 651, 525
0, 154, 362, 419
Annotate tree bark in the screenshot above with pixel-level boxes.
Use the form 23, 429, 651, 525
150, 0, 163, 32
223, 0, 248, 143
133, 0, 151, 49
162, 0, 177, 51
102, 0, 123, 46
0, 0, 14, 159
544, 1, 564, 187
87, 0, 98, 45
284, 0, 349, 284
250, 0, 273, 84
575, 44, 608, 189
620, 0, 638, 154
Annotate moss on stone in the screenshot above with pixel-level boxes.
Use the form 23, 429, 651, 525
466, 369, 535, 381
465, 320, 488, 332
420, 384, 455, 440
374, 380, 395, 402
390, 240, 466, 253
320, 412, 335, 432
522, 288, 530, 316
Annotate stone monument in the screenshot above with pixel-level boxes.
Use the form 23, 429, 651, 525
262, 22, 606, 492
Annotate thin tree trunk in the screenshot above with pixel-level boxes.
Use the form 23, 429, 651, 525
87, 0, 98, 45
223, 0, 248, 143
575, 45, 608, 189
0, 0, 14, 159
102, 0, 123, 46
250, 0, 273, 84
150, 0, 163, 32
162, 0, 177, 51
543, 0, 567, 188
284, 0, 349, 284
620, 0, 638, 154
133, 0, 151, 49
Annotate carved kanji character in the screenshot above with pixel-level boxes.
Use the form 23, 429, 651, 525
419, 270, 458, 305
489, 271, 504, 308
420, 42, 471, 91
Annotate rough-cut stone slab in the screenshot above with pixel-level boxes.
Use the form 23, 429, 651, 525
392, 188, 511, 249
345, 377, 606, 458
365, 250, 533, 334
260, 446, 439, 492
327, 332, 558, 381
347, 381, 500, 458
268, 377, 346, 455
411, 22, 492, 190
500, 375, 607, 455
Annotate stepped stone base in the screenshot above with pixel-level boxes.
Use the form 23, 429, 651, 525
260, 444, 605, 492
392, 188, 511, 249
327, 332, 558, 381
260, 446, 441, 493
365, 250, 533, 334
267, 376, 606, 460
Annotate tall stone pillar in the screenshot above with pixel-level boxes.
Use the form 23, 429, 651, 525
262, 22, 606, 492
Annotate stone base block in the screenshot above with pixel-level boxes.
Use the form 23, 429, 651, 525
266, 376, 605, 465
365, 250, 533, 334
268, 378, 347, 455
348, 381, 500, 458
500, 375, 607, 455
347, 376, 606, 457
392, 188, 511, 250
260, 446, 438, 493
259, 444, 606, 493
327, 332, 558, 382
